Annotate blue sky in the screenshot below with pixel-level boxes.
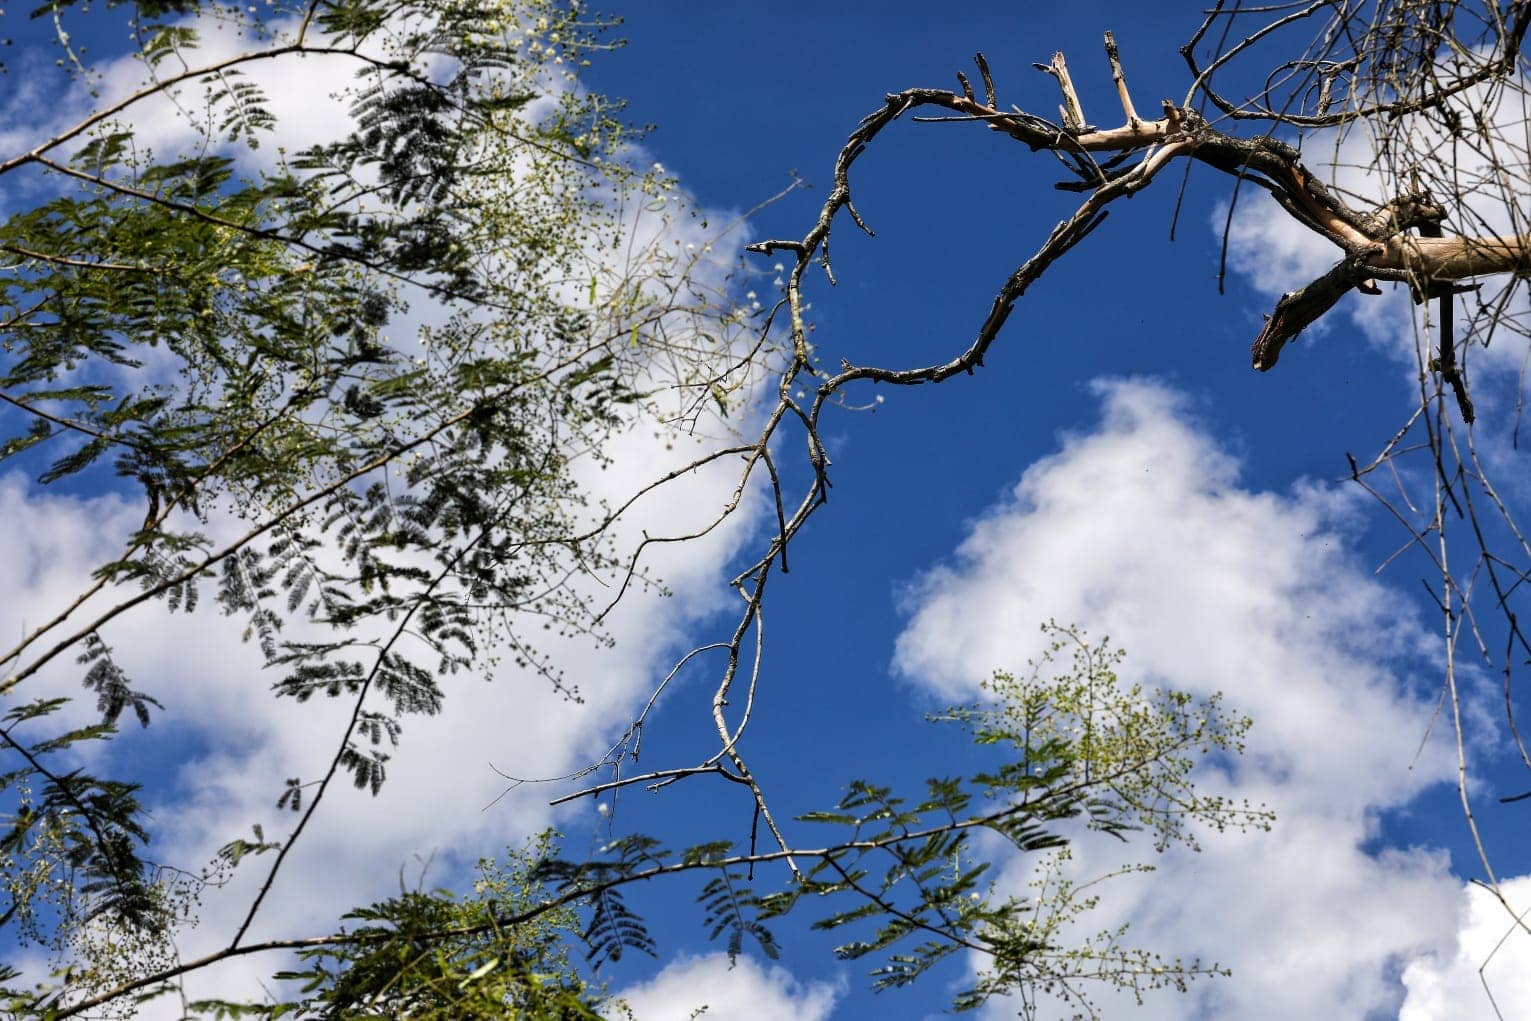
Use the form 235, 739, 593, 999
576, 9, 1531, 1015
4, 1, 1531, 1018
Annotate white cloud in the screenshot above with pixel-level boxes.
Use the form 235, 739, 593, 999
0, 474, 138, 652
610, 952, 843, 1021
893, 377, 1523, 1018
1402, 877, 1531, 1020
0, 16, 349, 182
1202, 68, 1531, 1019
1216, 92, 1531, 596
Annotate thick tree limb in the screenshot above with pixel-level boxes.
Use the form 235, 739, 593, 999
1251, 257, 1373, 371
880, 46, 1531, 393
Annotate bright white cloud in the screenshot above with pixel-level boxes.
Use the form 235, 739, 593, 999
137, 425, 762, 1008
610, 952, 843, 1021
1401, 877, 1531, 1020
1208, 70, 1531, 1020
0, 474, 137, 648
893, 377, 1524, 1018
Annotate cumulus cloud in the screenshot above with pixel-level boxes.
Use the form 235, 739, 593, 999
0, 474, 138, 649
609, 952, 843, 1021
0, 10, 552, 174
894, 377, 1528, 1018
1401, 877, 1531, 1020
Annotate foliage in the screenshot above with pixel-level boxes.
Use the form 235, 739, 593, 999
3, 624, 1261, 1018
763, 625, 1269, 1018
194, 834, 606, 1020
0, 0, 760, 1005
10, 0, 1519, 1015
464, 628, 1265, 1021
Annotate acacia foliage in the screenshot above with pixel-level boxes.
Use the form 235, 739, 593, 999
145, 627, 1266, 1020
0, 0, 758, 1002
0, 0, 1318, 1015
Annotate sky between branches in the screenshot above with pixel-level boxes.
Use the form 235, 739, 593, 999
4, 2, 1531, 1017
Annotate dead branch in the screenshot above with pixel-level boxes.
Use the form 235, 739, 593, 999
614, 33, 1531, 849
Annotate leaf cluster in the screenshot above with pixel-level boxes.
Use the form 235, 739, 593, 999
1, 0, 760, 977
519, 627, 1268, 1018
756, 624, 1269, 1016
177, 836, 601, 1020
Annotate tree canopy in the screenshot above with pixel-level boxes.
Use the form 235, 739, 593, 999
3, 0, 1531, 1017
